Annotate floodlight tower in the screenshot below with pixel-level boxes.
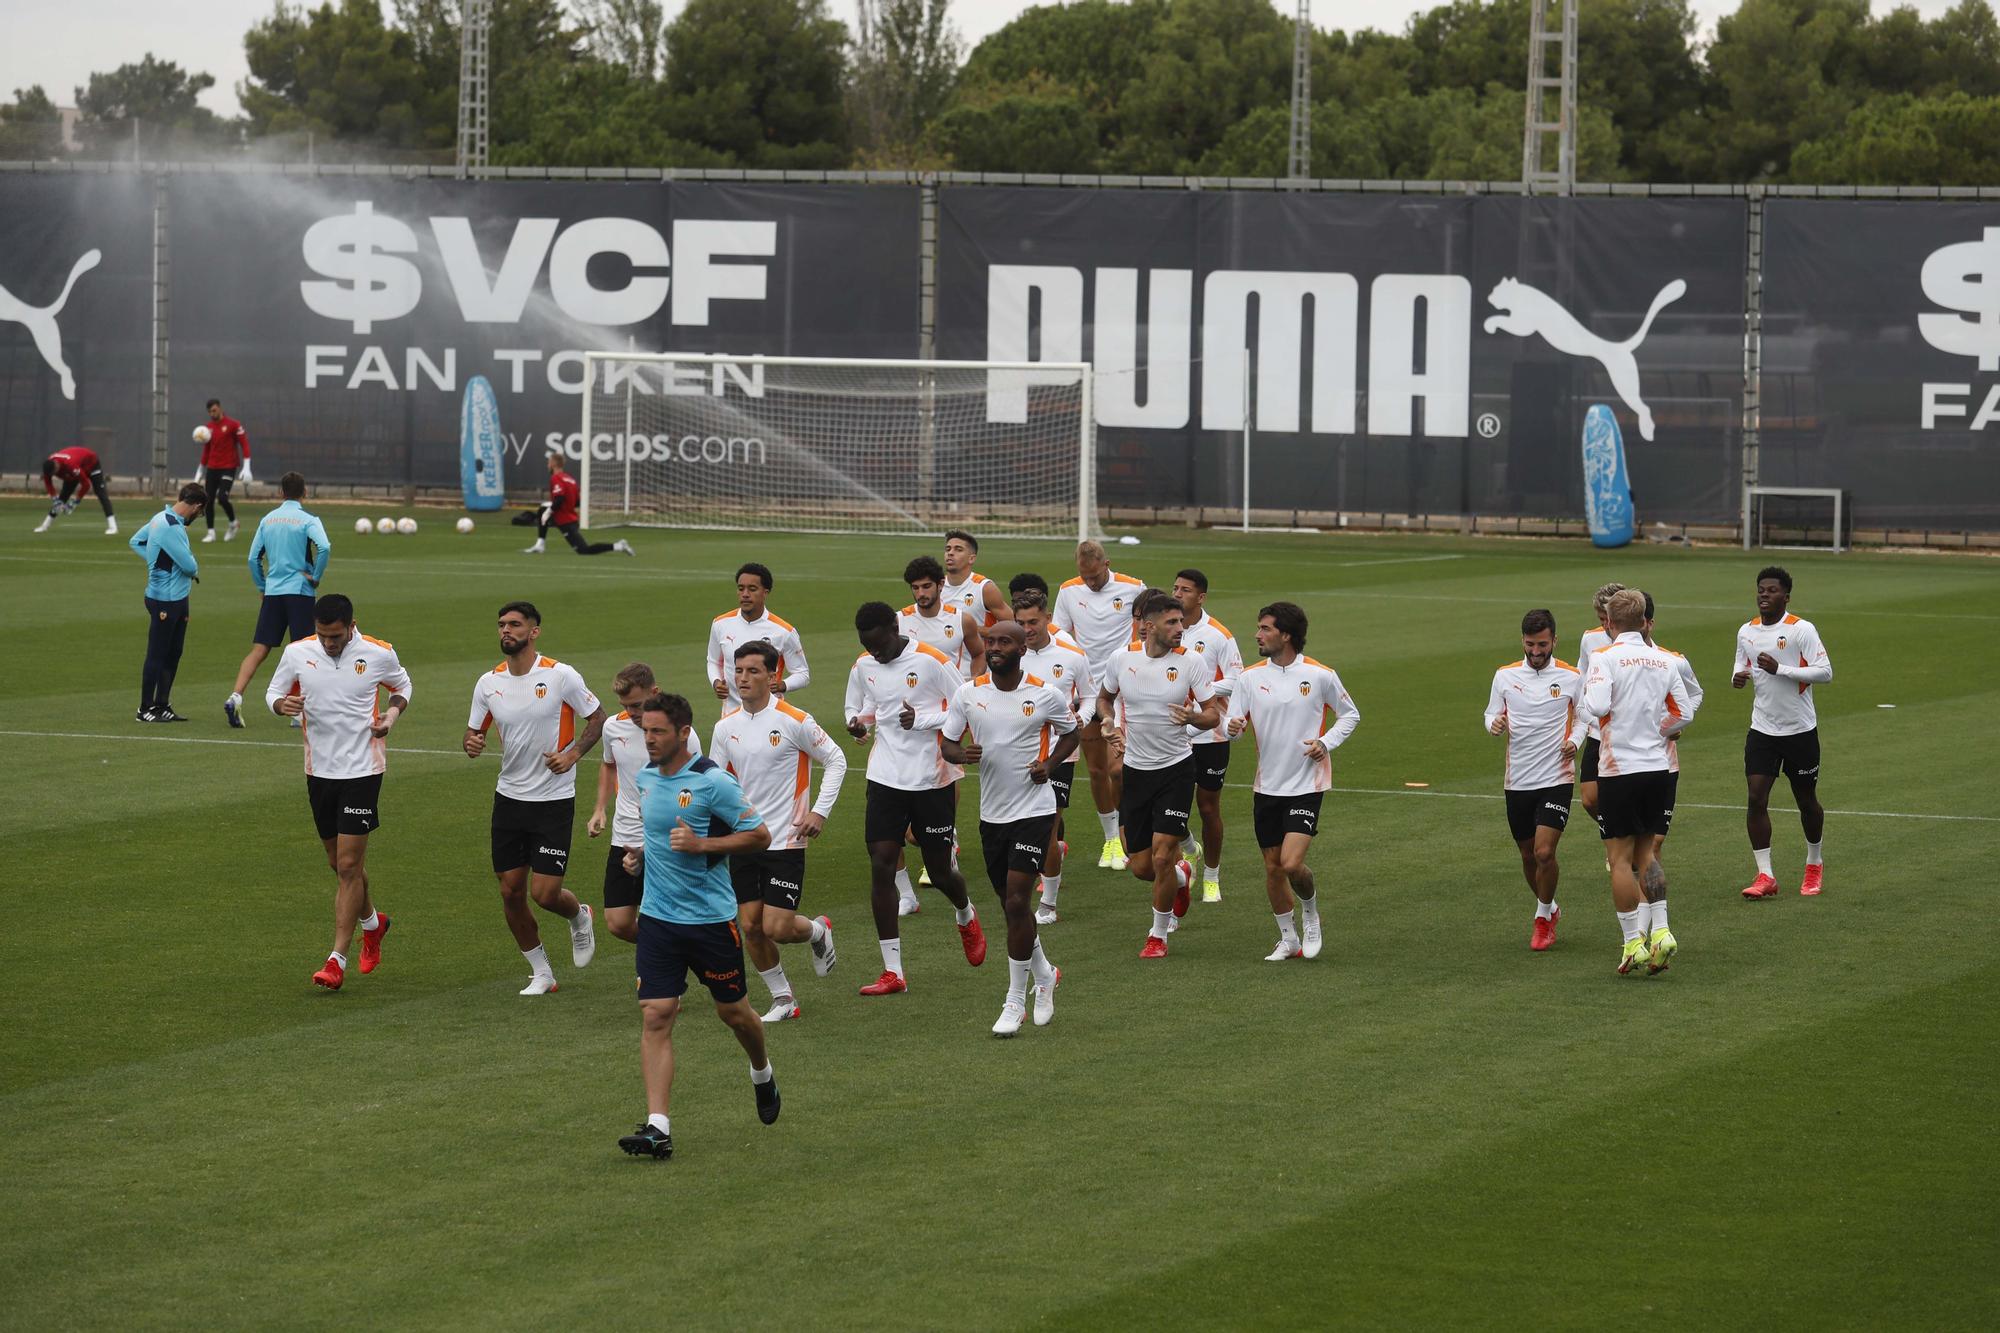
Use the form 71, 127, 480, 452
457, 0, 491, 177
1521, 0, 1578, 193
1287, 0, 1311, 183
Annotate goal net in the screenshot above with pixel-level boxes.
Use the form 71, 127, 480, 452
577, 354, 1098, 540
1744, 486, 1848, 553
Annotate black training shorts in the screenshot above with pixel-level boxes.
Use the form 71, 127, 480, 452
1595, 770, 1675, 841
1121, 756, 1195, 852
603, 844, 642, 910
1193, 740, 1232, 792
635, 914, 746, 1003
1744, 727, 1821, 783
1504, 784, 1574, 843
306, 773, 383, 841
979, 816, 1055, 892
1578, 736, 1600, 784
863, 780, 957, 856
1047, 761, 1076, 810
1252, 791, 1323, 849
730, 849, 807, 911
490, 793, 574, 876
253, 594, 317, 649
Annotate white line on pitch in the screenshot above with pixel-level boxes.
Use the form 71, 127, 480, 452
0, 728, 464, 758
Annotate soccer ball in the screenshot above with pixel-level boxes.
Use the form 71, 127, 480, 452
354, 517, 372, 535
375, 517, 396, 534
456, 516, 476, 534
396, 517, 419, 535
192, 425, 211, 445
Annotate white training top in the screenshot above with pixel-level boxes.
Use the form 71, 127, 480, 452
899, 603, 976, 679
943, 674, 1077, 825
1054, 571, 1146, 687
467, 656, 602, 802
266, 630, 413, 780
1101, 642, 1219, 772
709, 698, 848, 850
843, 638, 964, 791
942, 571, 998, 626
1659, 646, 1704, 775
1483, 658, 1581, 791
601, 709, 701, 847
1734, 613, 1832, 737
1578, 626, 1614, 741
706, 608, 809, 705
1582, 632, 1694, 777
1181, 610, 1244, 746
1230, 655, 1361, 796
1022, 632, 1094, 726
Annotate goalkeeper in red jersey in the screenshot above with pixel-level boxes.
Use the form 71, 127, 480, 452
36, 446, 116, 535
522, 452, 635, 558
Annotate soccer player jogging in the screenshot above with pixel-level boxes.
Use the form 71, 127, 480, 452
616, 693, 780, 1161
843, 601, 988, 995
941, 530, 1010, 626
225, 471, 331, 729
36, 446, 115, 534
1733, 566, 1833, 899
587, 662, 702, 946
1098, 588, 1220, 959
1582, 590, 1695, 977
128, 483, 206, 723
710, 640, 848, 1022
941, 621, 1080, 1035
705, 562, 809, 706
464, 601, 606, 994
1639, 592, 1703, 957
1014, 589, 1092, 924
522, 452, 635, 557
194, 398, 251, 543
900, 554, 985, 680
1226, 602, 1360, 961
264, 593, 410, 991
1173, 569, 1243, 903
1575, 581, 1624, 846
1054, 541, 1146, 869
1483, 609, 1580, 951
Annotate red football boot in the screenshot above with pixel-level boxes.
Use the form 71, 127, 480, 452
958, 914, 988, 966
312, 957, 345, 991
1530, 912, 1557, 951
1741, 873, 1780, 900
1139, 934, 1169, 959
858, 970, 907, 996
1172, 859, 1193, 918
358, 913, 391, 974
1799, 865, 1824, 897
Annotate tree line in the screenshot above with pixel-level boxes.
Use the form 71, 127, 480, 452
4, 0, 2000, 185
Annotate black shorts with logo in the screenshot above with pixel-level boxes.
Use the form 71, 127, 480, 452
1047, 761, 1076, 810
1121, 756, 1196, 851
1578, 736, 1600, 784
1595, 770, 1675, 840
1253, 791, 1323, 849
253, 594, 317, 648
306, 773, 383, 841
731, 849, 807, 910
1745, 727, 1821, 783
490, 793, 574, 876
979, 816, 1056, 892
635, 914, 747, 1003
603, 844, 642, 910
863, 780, 957, 855
1192, 740, 1232, 792
1504, 784, 1574, 843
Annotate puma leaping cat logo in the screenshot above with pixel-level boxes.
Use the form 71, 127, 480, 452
0, 249, 101, 401
1483, 277, 1685, 441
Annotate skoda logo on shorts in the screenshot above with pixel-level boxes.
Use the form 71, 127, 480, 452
677, 789, 693, 807
1021, 701, 1035, 716
1299, 682, 1312, 696
535, 682, 548, 698
768, 729, 782, 746
905, 671, 919, 688
1166, 666, 1178, 682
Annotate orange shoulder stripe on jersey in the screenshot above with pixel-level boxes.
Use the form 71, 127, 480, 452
359, 633, 393, 650
1554, 658, 1579, 671
765, 613, 796, 632
1024, 673, 1045, 687
1500, 658, 1525, 669
712, 609, 738, 622
615, 709, 630, 721
913, 642, 952, 664
1059, 576, 1086, 589
1241, 660, 1269, 673
1169, 646, 1187, 655
1302, 655, 1327, 669
775, 700, 807, 722
491, 662, 508, 674
900, 604, 918, 616
1111, 572, 1142, 585
559, 703, 575, 750
1206, 616, 1231, 637
1784, 613, 1800, 624
718, 706, 742, 721
537, 655, 558, 668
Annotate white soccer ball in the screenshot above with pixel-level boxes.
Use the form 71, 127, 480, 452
192, 425, 211, 445
456, 516, 476, 534
1118, 534, 1141, 546
375, 517, 396, 534
396, 517, 419, 535
354, 517, 372, 534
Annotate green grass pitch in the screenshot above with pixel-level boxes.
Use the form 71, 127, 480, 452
2, 496, 1994, 1329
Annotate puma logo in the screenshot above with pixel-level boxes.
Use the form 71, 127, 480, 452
0, 249, 101, 400
1482, 276, 1685, 441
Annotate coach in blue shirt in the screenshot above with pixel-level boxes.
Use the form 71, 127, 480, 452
616, 691, 781, 1161
226, 471, 333, 729
128, 482, 208, 723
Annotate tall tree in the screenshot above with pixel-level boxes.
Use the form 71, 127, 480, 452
242, 0, 450, 148
850, 0, 962, 163
0, 86, 65, 160
74, 55, 231, 158
660, 0, 850, 167
576, 0, 667, 79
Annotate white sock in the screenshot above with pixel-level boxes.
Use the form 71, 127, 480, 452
1805, 841, 1823, 867
1039, 872, 1062, 907
648, 1112, 670, 1134
523, 944, 553, 978
1651, 901, 1670, 933
1150, 908, 1174, 938
1616, 909, 1642, 943
894, 867, 916, 899
1299, 894, 1318, 921
808, 917, 828, 944
953, 902, 976, 927
1181, 833, 1198, 856
1007, 954, 1032, 1001
1098, 810, 1119, 840
1753, 846, 1774, 878
758, 964, 791, 1001
749, 1060, 773, 1085
1636, 901, 1654, 934
328, 951, 348, 969
357, 909, 380, 932
1029, 938, 1055, 987
1275, 911, 1298, 943
1547, 899, 1559, 918
1204, 863, 1220, 885
879, 937, 903, 978
1534, 900, 1554, 920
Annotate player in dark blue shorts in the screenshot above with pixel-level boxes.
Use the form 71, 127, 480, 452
227, 472, 331, 728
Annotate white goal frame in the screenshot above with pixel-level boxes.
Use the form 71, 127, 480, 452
577, 353, 1097, 541
1743, 485, 1847, 553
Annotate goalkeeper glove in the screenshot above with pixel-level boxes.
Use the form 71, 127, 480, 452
239, 461, 253, 484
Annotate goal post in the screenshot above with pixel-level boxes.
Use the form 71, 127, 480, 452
1743, 485, 1848, 553
577, 353, 1099, 541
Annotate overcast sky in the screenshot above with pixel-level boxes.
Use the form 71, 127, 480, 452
5, 0, 1972, 117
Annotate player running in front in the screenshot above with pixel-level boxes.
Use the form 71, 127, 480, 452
710, 640, 848, 1022
1098, 588, 1220, 958
895, 554, 984, 903
226, 471, 331, 728
706, 562, 809, 707
941, 620, 1081, 1035
1633, 591, 1703, 964
1226, 601, 1359, 961
522, 451, 634, 557
587, 662, 701, 946
617, 693, 780, 1161
1054, 541, 1146, 870
36, 445, 116, 534
941, 529, 1010, 626
1574, 581, 1623, 850
1733, 565, 1834, 899
193, 398, 251, 543
1582, 590, 1695, 976
1173, 569, 1243, 903
1483, 609, 1580, 951
266, 593, 410, 990
1013, 588, 1092, 924
464, 601, 607, 994
843, 602, 988, 994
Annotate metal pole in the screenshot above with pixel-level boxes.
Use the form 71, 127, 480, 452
622, 365, 634, 515
1241, 347, 1252, 532
1077, 367, 1094, 544
1741, 186, 1765, 549
579, 355, 594, 531
150, 170, 169, 497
